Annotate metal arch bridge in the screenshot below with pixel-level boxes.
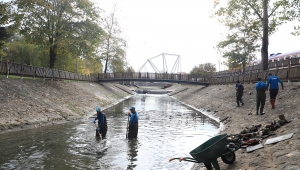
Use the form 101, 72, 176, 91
98, 53, 209, 86
97, 72, 209, 86
137, 53, 181, 73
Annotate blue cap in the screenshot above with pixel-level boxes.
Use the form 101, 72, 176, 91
129, 106, 135, 110
96, 107, 101, 112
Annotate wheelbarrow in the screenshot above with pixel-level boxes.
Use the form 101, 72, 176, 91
169, 134, 239, 170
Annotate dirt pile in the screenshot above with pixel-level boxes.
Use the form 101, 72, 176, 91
0, 78, 132, 133
172, 83, 300, 170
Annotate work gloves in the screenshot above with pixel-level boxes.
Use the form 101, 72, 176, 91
97, 127, 100, 131
93, 120, 96, 124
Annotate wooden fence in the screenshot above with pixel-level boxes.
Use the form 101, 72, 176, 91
0, 60, 98, 82
208, 66, 300, 84
1, 60, 300, 85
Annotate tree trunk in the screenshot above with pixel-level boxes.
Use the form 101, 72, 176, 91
104, 52, 109, 73
49, 45, 57, 69
104, 39, 110, 73
261, 0, 269, 71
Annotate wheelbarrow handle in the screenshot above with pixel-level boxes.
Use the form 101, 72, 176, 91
169, 157, 200, 163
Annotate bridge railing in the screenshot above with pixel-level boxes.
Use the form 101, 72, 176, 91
98, 72, 207, 83
0, 60, 98, 81
3, 59, 300, 85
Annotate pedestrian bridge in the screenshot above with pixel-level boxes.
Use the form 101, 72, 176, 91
97, 72, 209, 86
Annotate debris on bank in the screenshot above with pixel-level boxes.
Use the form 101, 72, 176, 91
227, 114, 292, 152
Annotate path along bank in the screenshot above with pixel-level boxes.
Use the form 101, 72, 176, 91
0, 78, 133, 133
171, 83, 300, 170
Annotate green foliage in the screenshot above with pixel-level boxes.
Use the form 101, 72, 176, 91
13, 0, 104, 69
125, 66, 135, 73
289, 0, 300, 36
100, 5, 127, 73
5, 37, 46, 66
190, 63, 216, 77
0, 1, 14, 59
213, 0, 292, 71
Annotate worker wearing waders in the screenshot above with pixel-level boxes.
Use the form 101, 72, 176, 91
256, 78, 267, 115
127, 106, 139, 138
93, 107, 107, 138
266, 73, 284, 109
235, 81, 244, 107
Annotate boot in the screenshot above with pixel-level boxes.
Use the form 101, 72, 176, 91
271, 100, 275, 109
256, 109, 259, 115
237, 101, 240, 107
241, 99, 244, 106
260, 107, 265, 115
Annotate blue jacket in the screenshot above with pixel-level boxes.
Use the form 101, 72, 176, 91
129, 112, 139, 127
94, 112, 107, 127
267, 75, 283, 90
256, 81, 267, 92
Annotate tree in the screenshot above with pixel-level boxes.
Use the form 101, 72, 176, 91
213, 0, 291, 71
289, 0, 300, 36
6, 38, 44, 66
125, 66, 135, 73
13, 0, 104, 68
217, 28, 260, 72
0, 1, 15, 59
100, 5, 127, 73
190, 63, 216, 77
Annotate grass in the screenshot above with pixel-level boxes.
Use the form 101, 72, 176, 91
59, 111, 69, 119
67, 103, 84, 116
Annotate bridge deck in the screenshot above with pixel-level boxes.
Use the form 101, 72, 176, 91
98, 78, 209, 86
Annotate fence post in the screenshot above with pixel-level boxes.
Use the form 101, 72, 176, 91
51, 69, 54, 81
288, 57, 291, 82
249, 71, 252, 84
20, 64, 23, 79
6, 60, 9, 78
43, 67, 46, 81
32, 66, 35, 80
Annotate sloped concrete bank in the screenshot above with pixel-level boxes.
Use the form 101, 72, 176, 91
170, 83, 300, 170
0, 78, 133, 134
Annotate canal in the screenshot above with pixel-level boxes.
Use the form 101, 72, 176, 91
0, 94, 219, 170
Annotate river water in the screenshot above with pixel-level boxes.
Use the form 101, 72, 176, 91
0, 94, 219, 170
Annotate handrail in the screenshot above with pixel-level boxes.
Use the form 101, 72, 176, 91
1, 60, 300, 85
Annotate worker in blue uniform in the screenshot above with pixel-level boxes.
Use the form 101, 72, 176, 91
93, 107, 107, 138
256, 78, 267, 115
266, 73, 284, 109
127, 106, 139, 138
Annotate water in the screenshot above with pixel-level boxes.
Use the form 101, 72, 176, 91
0, 94, 219, 170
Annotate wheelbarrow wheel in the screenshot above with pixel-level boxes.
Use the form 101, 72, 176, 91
221, 148, 235, 164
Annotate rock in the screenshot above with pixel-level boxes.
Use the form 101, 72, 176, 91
284, 165, 300, 170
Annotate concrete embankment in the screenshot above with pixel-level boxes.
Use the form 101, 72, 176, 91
170, 83, 300, 170
0, 78, 133, 133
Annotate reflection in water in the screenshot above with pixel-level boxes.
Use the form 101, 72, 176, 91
0, 94, 219, 170
127, 139, 138, 170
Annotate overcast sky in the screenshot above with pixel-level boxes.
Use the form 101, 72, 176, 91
95, 0, 300, 73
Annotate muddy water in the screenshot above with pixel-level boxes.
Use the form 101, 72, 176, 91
0, 94, 219, 170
